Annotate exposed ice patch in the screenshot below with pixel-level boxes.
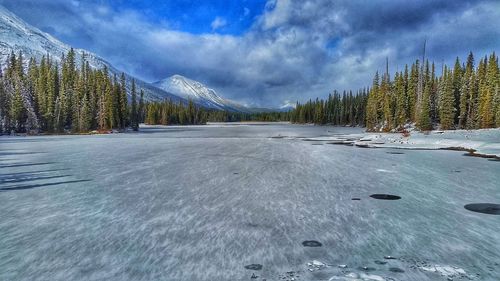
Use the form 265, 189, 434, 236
375, 169, 393, 173
307, 260, 327, 272
419, 265, 468, 279
328, 272, 386, 281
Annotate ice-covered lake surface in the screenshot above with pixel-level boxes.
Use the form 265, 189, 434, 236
1, 123, 499, 281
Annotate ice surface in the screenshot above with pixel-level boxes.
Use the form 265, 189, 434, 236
1, 123, 499, 281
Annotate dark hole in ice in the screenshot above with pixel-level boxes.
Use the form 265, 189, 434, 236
352, 198, 361, 201
453, 170, 461, 173
488, 158, 500, 162
302, 240, 322, 247
374, 260, 387, 265
244, 264, 263, 270
370, 194, 401, 200
312, 143, 324, 145
233, 172, 239, 175
245, 222, 259, 228
464, 203, 500, 215
386, 151, 404, 155
389, 267, 405, 273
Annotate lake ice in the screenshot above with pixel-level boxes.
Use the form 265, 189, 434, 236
1, 123, 499, 281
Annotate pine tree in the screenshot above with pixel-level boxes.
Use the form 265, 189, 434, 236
496, 84, 500, 127
394, 72, 406, 128
138, 89, 145, 123
452, 57, 463, 123
366, 72, 380, 130
119, 73, 128, 128
459, 52, 474, 128
429, 62, 438, 124
0, 68, 8, 133
480, 52, 499, 128
418, 83, 432, 130
381, 67, 393, 131
130, 79, 139, 131
407, 61, 419, 121
439, 67, 455, 130
10, 85, 26, 132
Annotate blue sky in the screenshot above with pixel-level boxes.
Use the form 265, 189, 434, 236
95, 0, 268, 35
1, 0, 500, 107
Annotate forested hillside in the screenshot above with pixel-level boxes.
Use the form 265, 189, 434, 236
2, 50, 499, 134
291, 52, 500, 131
364, 52, 500, 131
0, 49, 147, 133
289, 90, 368, 126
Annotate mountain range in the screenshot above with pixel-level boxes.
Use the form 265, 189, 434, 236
0, 5, 256, 112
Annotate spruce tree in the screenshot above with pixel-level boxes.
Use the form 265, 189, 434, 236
418, 83, 432, 130
452, 57, 463, 123
439, 67, 455, 130
365, 72, 380, 130
139, 89, 145, 123
407, 61, 419, 121
459, 52, 474, 128
130, 79, 139, 131
394, 72, 406, 128
119, 73, 128, 128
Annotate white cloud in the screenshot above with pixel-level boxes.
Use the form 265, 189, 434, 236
210, 16, 227, 31
3, 0, 499, 107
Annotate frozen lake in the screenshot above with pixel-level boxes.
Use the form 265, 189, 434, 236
1, 123, 499, 281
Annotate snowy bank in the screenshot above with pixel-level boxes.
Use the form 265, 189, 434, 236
303, 128, 500, 158
354, 128, 500, 158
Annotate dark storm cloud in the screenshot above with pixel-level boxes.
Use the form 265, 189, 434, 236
1, 0, 499, 107
341, 0, 482, 33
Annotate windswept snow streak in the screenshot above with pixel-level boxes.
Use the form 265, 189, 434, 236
1, 124, 499, 281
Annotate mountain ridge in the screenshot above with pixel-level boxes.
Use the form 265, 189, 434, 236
0, 5, 270, 113
152, 74, 251, 112
0, 5, 182, 103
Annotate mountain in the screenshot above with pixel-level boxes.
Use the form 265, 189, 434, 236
152, 75, 250, 112
0, 5, 266, 113
0, 5, 182, 103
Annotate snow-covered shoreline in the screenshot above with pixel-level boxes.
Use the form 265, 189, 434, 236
304, 128, 500, 158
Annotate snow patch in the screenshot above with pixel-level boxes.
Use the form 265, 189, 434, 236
419, 265, 468, 279
328, 272, 385, 281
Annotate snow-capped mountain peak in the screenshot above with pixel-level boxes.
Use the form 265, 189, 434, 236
0, 5, 254, 112
153, 75, 244, 111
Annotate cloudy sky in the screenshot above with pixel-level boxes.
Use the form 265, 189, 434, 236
1, 0, 499, 107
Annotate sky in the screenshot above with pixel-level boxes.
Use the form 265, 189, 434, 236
1, 0, 499, 107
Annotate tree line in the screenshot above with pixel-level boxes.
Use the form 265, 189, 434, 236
143, 101, 290, 125
365, 51, 500, 131
2, 49, 499, 134
289, 51, 500, 131
0, 49, 144, 134
290, 90, 368, 126
144, 100, 207, 125
0, 49, 291, 132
